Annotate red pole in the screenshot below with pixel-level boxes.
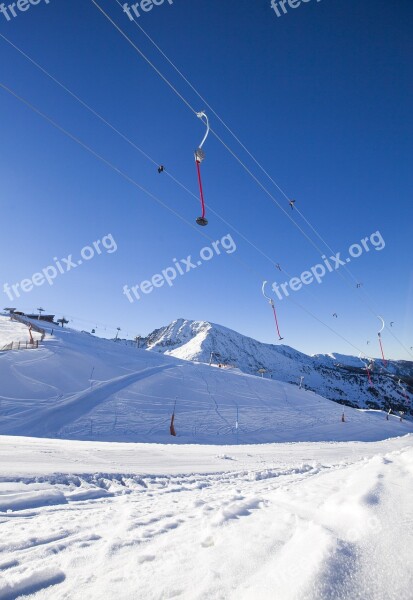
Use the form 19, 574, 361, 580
271, 302, 283, 340
170, 412, 176, 437
378, 334, 387, 366
195, 160, 206, 219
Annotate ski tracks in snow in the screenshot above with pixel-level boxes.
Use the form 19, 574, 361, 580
1, 444, 412, 598
4, 364, 176, 438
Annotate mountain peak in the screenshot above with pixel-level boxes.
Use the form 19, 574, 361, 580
145, 318, 412, 411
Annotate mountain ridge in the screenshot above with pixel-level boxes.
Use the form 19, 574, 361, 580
144, 318, 413, 412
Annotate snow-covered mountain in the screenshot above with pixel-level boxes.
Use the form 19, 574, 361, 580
1, 316, 413, 600
1, 314, 412, 444
145, 319, 413, 413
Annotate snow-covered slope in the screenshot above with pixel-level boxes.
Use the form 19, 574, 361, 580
0, 315, 412, 444
0, 314, 42, 348
146, 319, 413, 412
0, 435, 412, 600
1, 316, 413, 599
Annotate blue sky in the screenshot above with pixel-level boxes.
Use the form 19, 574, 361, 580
0, 0, 412, 359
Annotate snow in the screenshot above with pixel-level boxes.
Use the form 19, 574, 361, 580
145, 319, 413, 411
0, 315, 42, 349
0, 435, 412, 599
1, 316, 413, 598
0, 316, 412, 444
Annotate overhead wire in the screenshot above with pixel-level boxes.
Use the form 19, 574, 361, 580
90, 0, 330, 255
0, 81, 260, 278
0, 32, 281, 271
0, 80, 379, 362
3, 30, 357, 334
0, 84, 214, 243
102, 0, 412, 360
2, 7, 410, 369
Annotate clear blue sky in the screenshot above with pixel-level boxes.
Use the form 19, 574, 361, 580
1, 0, 412, 359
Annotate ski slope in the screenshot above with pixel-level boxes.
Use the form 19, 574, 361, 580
0, 315, 42, 349
0, 435, 412, 599
1, 316, 413, 599
145, 319, 413, 410
0, 316, 412, 444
